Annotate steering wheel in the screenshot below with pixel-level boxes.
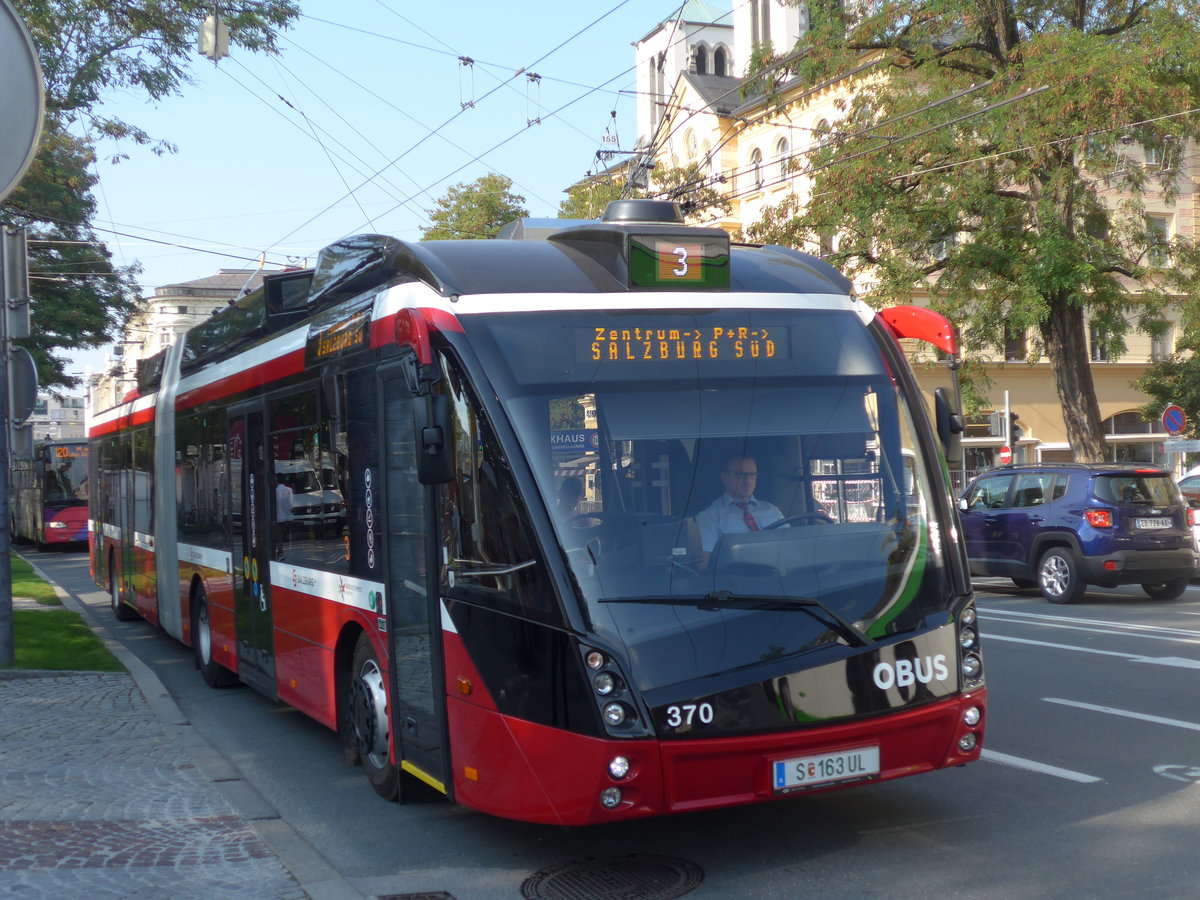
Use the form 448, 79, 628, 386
764, 512, 834, 528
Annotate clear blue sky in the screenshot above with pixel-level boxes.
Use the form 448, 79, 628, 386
70, 0, 690, 378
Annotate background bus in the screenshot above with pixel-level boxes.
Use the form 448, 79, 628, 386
90, 200, 984, 825
11, 440, 90, 548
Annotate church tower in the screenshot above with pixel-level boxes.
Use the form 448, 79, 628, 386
632, 1, 734, 151
731, 0, 806, 77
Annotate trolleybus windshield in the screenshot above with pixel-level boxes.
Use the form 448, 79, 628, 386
463, 306, 952, 688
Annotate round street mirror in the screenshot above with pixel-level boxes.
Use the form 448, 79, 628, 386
0, 0, 44, 204
8, 345, 38, 423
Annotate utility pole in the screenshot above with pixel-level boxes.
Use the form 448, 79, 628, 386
1, 224, 37, 666
1, 228, 11, 667
1004, 390, 1012, 452
1, 0, 45, 666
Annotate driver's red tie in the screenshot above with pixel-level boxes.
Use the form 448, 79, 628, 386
734, 501, 759, 532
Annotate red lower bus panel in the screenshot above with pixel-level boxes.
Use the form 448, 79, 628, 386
658, 690, 985, 814
447, 689, 985, 825
447, 699, 665, 825
133, 547, 158, 625
274, 627, 337, 729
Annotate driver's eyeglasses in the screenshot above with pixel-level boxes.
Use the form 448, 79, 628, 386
725, 470, 758, 478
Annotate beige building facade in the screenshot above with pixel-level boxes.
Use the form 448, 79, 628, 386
633, 1, 1198, 483
91, 269, 266, 412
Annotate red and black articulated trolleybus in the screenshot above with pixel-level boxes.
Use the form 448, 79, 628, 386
89, 199, 985, 825
11, 440, 90, 547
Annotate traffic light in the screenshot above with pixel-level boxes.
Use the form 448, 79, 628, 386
1010, 412, 1022, 441
988, 411, 1004, 436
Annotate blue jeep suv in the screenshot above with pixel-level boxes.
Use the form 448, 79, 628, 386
959, 463, 1197, 603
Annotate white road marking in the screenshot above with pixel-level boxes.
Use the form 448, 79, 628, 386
983, 633, 1200, 668
983, 633, 1140, 658
981, 749, 1102, 783
1154, 764, 1200, 783
981, 609, 1200, 645
1044, 698, 1200, 732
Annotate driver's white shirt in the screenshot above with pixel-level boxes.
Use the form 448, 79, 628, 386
696, 493, 784, 552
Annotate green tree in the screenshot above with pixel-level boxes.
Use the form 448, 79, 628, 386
421, 174, 529, 240
549, 397, 584, 430
560, 162, 730, 223
653, 162, 732, 221
559, 178, 627, 219
2, 0, 299, 391
745, 1, 1200, 461
1134, 328, 1200, 439
5, 121, 140, 388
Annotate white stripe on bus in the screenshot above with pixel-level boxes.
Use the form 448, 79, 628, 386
268, 560, 386, 616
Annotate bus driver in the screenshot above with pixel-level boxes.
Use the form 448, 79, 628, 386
696, 456, 783, 568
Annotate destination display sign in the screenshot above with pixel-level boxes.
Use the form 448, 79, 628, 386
628, 234, 729, 290
587, 325, 782, 364
54, 444, 88, 458
469, 309, 884, 390
305, 297, 373, 364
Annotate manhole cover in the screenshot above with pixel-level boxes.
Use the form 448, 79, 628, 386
521, 854, 704, 900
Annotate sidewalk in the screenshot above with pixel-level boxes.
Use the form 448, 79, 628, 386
0, 559, 366, 900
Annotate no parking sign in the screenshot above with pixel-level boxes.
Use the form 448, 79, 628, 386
1163, 404, 1187, 436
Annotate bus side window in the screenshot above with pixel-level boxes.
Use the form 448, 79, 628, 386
439, 366, 560, 626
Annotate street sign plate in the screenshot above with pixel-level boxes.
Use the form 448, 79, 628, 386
1164, 440, 1200, 453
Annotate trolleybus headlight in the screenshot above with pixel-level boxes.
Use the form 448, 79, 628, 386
958, 733, 978, 752
960, 605, 976, 626
963, 706, 982, 727
49, 521, 67, 529
608, 756, 630, 780
962, 653, 982, 681
594, 672, 617, 695
585, 650, 605, 670
600, 787, 623, 809
603, 702, 628, 727
960, 626, 978, 650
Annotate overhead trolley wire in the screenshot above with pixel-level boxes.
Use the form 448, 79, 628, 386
269, 0, 643, 254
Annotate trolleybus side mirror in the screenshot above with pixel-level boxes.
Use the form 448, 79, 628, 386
935, 387, 963, 466
416, 395, 454, 485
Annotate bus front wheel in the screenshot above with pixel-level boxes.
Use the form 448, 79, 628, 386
348, 633, 399, 800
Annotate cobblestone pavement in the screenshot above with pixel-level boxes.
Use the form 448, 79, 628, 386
0, 670, 307, 900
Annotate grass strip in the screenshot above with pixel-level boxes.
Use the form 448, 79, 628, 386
8, 609, 125, 671
5, 553, 124, 671
11, 553, 63, 605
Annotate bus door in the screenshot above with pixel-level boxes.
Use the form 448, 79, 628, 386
117, 433, 137, 607
229, 404, 278, 699
379, 370, 448, 795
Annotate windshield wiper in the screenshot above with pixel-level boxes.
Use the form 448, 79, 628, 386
600, 590, 875, 647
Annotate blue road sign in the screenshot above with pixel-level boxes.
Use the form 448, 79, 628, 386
1163, 404, 1187, 436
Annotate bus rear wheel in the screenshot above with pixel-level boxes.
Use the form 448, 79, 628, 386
109, 557, 136, 621
193, 585, 236, 688
348, 633, 399, 800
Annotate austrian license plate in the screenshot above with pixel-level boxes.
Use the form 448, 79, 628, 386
772, 746, 880, 793
1135, 517, 1172, 529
